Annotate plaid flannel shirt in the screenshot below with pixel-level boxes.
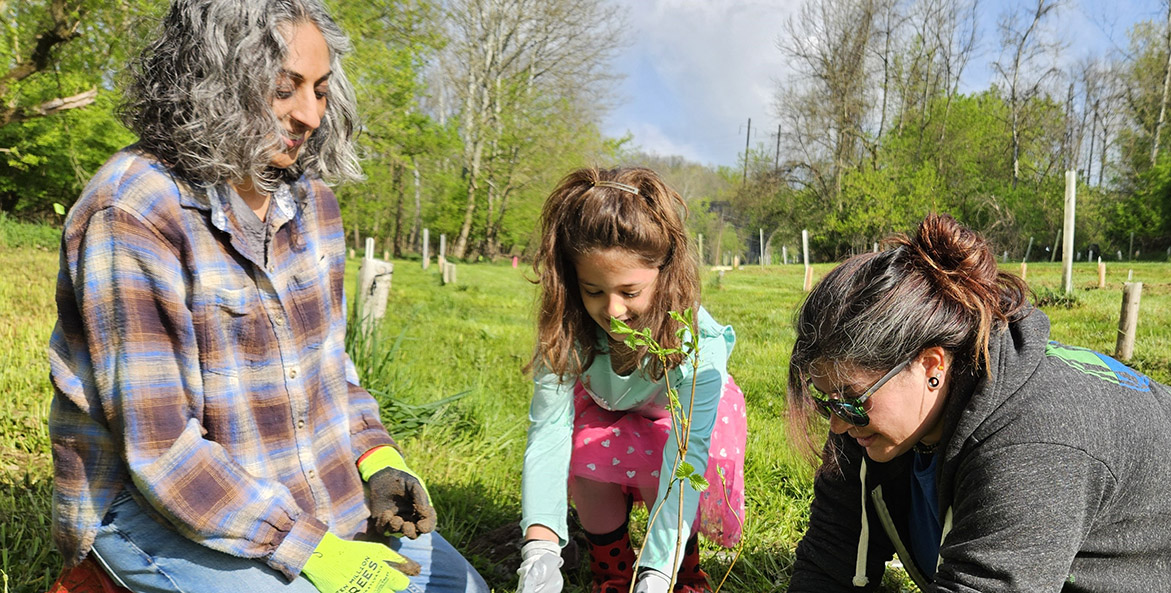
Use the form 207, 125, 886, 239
48, 148, 394, 580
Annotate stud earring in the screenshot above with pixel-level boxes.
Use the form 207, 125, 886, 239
928, 376, 940, 388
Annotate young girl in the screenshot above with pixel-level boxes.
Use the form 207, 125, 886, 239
514, 168, 746, 593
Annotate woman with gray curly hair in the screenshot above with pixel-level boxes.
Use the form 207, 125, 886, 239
47, 1, 488, 593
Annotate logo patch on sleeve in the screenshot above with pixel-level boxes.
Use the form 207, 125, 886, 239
1045, 342, 1152, 392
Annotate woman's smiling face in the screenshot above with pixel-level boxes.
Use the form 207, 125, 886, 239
810, 348, 951, 462
269, 22, 331, 169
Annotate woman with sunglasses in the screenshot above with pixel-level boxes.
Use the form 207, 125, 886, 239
785, 213, 1171, 592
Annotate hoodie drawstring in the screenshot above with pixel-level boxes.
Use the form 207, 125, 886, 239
853, 457, 870, 587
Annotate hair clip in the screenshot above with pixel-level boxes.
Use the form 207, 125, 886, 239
592, 180, 640, 196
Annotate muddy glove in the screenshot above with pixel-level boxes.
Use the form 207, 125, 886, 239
516, 540, 564, 593
301, 532, 420, 593
634, 568, 670, 593
359, 445, 437, 539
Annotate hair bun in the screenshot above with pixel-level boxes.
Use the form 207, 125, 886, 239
905, 213, 998, 293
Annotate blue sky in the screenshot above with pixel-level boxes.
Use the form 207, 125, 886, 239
602, 0, 1166, 168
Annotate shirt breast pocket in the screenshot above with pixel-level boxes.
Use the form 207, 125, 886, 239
197, 285, 267, 373
288, 265, 332, 351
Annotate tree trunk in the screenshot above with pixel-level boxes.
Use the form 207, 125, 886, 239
1151, 5, 1171, 167
1087, 102, 1099, 183
392, 163, 406, 257
408, 158, 421, 251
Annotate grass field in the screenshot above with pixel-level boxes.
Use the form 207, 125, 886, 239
3, 217, 1170, 592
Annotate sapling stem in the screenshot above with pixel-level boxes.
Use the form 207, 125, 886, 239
610, 308, 710, 593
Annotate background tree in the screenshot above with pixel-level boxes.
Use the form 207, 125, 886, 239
992, 0, 1062, 189
0, 0, 159, 215
330, 0, 448, 257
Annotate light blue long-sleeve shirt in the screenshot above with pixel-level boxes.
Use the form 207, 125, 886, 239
520, 307, 735, 573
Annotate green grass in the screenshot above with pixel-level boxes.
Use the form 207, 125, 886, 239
3, 218, 1171, 592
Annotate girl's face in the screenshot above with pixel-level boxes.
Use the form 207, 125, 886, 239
270, 22, 331, 169
573, 248, 660, 342
809, 349, 949, 462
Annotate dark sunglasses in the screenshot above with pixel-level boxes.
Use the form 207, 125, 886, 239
809, 359, 912, 427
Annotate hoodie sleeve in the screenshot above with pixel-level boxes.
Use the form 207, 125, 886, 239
931, 442, 1113, 593
789, 433, 896, 592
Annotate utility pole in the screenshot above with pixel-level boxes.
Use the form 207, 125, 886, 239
774, 123, 781, 174
742, 117, 751, 186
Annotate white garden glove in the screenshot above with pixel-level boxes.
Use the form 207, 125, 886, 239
516, 540, 564, 593
634, 568, 671, 593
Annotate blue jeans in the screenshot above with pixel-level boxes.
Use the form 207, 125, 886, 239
91, 492, 489, 593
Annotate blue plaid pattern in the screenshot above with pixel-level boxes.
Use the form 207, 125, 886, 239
49, 148, 394, 580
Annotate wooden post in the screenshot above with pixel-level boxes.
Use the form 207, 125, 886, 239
802, 229, 812, 292
439, 234, 446, 260
1020, 261, 1028, 281
733, 255, 740, 270
760, 229, 765, 267
1050, 230, 1061, 262
1115, 282, 1143, 361
1061, 170, 1077, 295
356, 238, 393, 337
698, 233, 704, 265
1098, 258, 1106, 289
802, 230, 810, 267
441, 262, 458, 285
422, 228, 430, 270
1024, 236, 1034, 262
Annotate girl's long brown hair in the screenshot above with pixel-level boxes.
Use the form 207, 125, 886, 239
525, 167, 698, 381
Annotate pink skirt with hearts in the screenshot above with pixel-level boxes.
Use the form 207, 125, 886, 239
567, 378, 746, 547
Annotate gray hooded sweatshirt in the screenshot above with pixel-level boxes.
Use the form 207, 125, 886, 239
788, 308, 1171, 592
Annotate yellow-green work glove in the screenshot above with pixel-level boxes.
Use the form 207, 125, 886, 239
359, 445, 437, 539
301, 532, 420, 593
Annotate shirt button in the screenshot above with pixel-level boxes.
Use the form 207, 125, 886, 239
288, 368, 298, 379
274, 316, 285, 327
297, 419, 305, 429
307, 469, 316, 479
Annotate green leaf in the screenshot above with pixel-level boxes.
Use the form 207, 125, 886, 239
53, 203, 65, 216
610, 317, 634, 335
688, 473, 709, 492
675, 461, 695, 480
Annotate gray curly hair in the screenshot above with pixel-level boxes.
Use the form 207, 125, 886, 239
120, 0, 362, 192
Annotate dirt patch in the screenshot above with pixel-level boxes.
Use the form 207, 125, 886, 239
465, 511, 586, 584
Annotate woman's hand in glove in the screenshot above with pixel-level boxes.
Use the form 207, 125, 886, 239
359, 446, 437, 539
301, 532, 421, 593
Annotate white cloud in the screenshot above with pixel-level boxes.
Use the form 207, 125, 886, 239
604, 0, 799, 167
617, 121, 707, 163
